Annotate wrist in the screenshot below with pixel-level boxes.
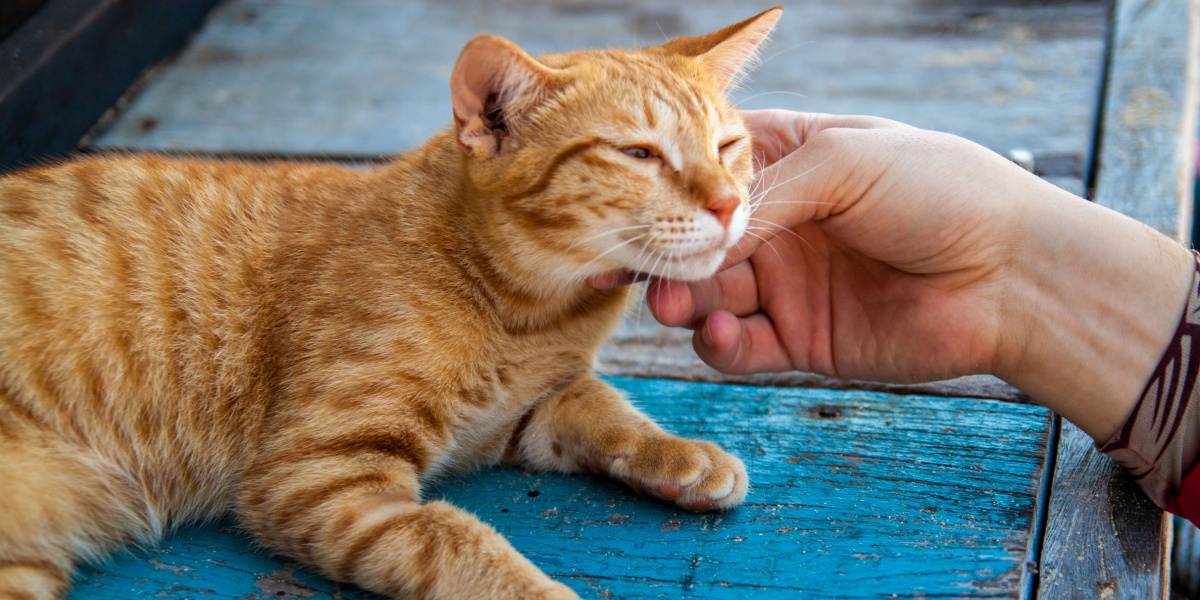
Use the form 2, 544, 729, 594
994, 185, 1193, 440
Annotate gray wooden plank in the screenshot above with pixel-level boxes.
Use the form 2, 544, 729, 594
1091, 0, 1200, 242
1039, 0, 1200, 597
1174, 517, 1200, 598
87, 0, 1105, 161
1039, 423, 1173, 598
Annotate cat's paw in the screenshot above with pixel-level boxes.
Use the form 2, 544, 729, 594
610, 434, 748, 512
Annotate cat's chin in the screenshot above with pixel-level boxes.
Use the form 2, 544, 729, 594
656, 251, 727, 282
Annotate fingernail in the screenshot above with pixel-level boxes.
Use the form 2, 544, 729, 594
701, 322, 714, 347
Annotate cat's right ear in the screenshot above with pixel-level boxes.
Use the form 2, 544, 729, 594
450, 35, 561, 159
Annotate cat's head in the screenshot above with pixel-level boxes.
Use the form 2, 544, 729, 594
450, 7, 782, 284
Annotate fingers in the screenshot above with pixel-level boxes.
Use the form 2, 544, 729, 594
742, 110, 900, 168
647, 261, 760, 327
692, 311, 794, 374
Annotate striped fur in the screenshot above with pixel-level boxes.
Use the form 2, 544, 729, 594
0, 8, 779, 599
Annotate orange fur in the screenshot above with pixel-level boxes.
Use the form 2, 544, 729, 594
0, 8, 781, 599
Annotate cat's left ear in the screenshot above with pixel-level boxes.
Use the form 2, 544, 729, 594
450, 35, 562, 159
659, 6, 783, 90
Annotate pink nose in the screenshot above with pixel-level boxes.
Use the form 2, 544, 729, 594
705, 192, 739, 228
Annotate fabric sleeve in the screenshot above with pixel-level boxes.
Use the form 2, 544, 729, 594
1099, 250, 1200, 527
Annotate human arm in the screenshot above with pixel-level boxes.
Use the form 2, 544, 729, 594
626, 109, 1194, 444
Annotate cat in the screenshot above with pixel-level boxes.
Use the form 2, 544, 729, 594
0, 7, 781, 599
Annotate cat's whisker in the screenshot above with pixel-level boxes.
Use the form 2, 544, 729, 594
631, 246, 664, 341
748, 218, 818, 254
758, 40, 818, 66
572, 232, 650, 279
565, 224, 650, 251
742, 229, 784, 262
655, 20, 669, 43
749, 148, 787, 210
754, 199, 840, 207
733, 90, 809, 108
748, 156, 834, 209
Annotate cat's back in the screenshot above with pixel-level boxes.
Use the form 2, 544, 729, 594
0, 154, 313, 450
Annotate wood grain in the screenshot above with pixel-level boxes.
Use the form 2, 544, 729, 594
1090, 0, 1200, 242
1174, 517, 1200, 598
1039, 0, 1200, 597
68, 377, 1050, 599
87, 0, 1104, 163
1038, 423, 1172, 599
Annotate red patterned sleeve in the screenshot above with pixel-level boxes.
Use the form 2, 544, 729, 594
1099, 251, 1200, 527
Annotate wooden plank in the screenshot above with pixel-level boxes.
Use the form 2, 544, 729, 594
1174, 517, 1200, 597
68, 377, 1050, 599
1039, 0, 1200, 597
1038, 423, 1173, 598
88, 0, 1104, 163
1090, 1, 1200, 242
0, 0, 221, 172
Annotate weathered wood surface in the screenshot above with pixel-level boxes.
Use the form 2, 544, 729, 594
1038, 423, 1172, 599
1039, 0, 1200, 597
1090, 0, 1200, 242
68, 377, 1051, 599
1174, 517, 1200, 598
88, 0, 1104, 162
0, 0, 221, 172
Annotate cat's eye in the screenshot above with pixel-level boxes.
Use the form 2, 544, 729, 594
718, 137, 744, 153
622, 146, 655, 160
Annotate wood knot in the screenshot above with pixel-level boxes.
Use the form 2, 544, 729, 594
810, 405, 843, 419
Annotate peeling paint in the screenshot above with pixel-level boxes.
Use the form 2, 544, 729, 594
254, 568, 318, 599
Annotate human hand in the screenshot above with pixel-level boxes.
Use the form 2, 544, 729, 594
642, 110, 1041, 382
602, 110, 1193, 439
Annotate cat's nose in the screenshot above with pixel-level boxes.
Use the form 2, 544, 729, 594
704, 191, 739, 229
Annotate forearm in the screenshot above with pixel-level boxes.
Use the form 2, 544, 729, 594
995, 184, 1194, 440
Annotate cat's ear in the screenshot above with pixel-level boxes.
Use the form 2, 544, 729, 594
659, 6, 783, 90
450, 35, 561, 159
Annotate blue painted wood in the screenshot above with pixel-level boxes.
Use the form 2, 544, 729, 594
67, 377, 1050, 599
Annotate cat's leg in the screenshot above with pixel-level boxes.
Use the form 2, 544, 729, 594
236, 442, 576, 600
0, 438, 140, 600
508, 374, 748, 511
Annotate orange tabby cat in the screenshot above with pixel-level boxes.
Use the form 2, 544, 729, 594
0, 8, 780, 599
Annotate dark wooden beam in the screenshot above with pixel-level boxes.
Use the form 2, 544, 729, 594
0, 0, 46, 39
0, 0, 221, 173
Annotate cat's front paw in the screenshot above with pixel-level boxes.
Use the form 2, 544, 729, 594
610, 435, 748, 512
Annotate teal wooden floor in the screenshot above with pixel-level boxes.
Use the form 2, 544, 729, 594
68, 378, 1049, 599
